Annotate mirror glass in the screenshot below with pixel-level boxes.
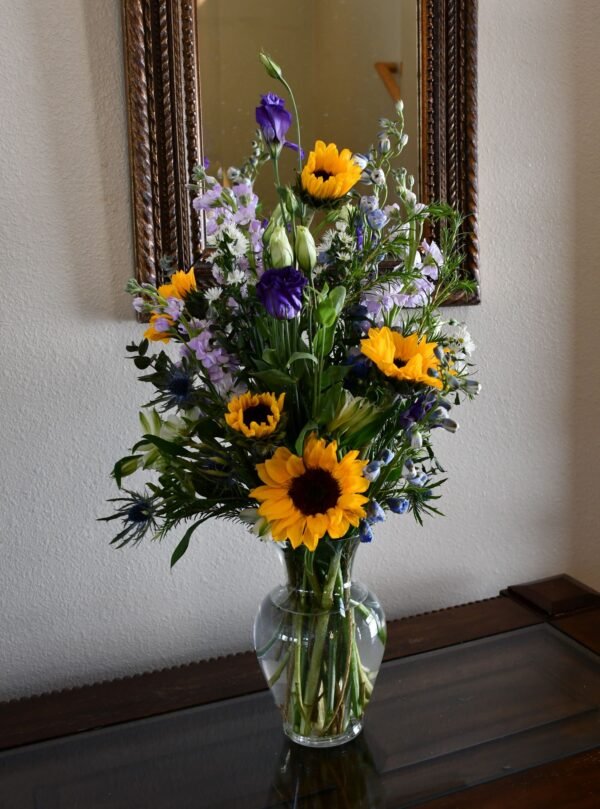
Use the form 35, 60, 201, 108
197, 0, 420, 209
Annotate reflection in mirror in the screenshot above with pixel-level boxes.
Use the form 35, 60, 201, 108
197, 0, 419, 209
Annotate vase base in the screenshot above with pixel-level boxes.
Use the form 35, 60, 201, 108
284, 720, 363, 748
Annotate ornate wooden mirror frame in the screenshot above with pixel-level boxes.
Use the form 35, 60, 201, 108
122, 0, 479, 303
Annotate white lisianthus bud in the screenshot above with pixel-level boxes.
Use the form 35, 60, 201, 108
295, 226, 317, 272
269, 225, 294, 268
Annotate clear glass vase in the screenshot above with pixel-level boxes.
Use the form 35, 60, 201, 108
253, 537, 386, 748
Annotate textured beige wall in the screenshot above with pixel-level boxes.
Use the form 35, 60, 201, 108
1, 0, 599, 699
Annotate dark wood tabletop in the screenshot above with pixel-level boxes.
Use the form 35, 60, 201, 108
1, 574, 598, 808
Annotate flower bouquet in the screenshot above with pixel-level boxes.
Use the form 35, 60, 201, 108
104, 53, 479, 747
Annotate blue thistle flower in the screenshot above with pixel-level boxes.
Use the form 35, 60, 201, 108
101, 490, 157, 547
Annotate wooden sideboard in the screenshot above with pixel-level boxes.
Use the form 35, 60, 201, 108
1, 574, 598, 808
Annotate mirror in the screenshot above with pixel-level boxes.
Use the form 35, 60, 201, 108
122, 0, 479, 302
196, 0, 420, 208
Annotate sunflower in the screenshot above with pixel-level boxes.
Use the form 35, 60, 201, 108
144, 313, 173, 343
360, 326, 443, 389
158, 268, 197, 300
226, 392, 285, 438
250, 434, 369, 551
300, 140, 362, 203
144, 269, 196, 343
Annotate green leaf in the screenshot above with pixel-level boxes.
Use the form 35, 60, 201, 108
321, 365, 349, 386
262, 348, 279, 366
286, 351, 318, 369
170, 520, 201, 568
314, 326, 335, 357
294, 421, 318, 454
316, 301, 337, 328
138, 434, 191, 458
316, 286, 346, 327
317, 385, 343, 425
138, 339, 149, 356
328, 286, 347, 315
194, 419, 222, 440
254, 368, 296, 390
134, 356, 153, 370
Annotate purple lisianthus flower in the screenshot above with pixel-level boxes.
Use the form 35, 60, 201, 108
256, 267, 307, 319
256, 93, 291, 147
255, 94, 303, 157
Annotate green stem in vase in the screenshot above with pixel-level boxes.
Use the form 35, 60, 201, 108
299, 544, 342, 735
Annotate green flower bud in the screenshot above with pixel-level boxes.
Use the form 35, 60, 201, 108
115, 455, 142, 479
259, 52, 283, 81
295, 226, 317, 272
280, 186, 299, 217
263, 204, 284, 244
269, 225, 294, 268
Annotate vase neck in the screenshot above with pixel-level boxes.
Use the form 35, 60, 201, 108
277, 537, 360, 599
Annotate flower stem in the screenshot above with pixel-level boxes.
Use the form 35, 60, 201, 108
299, 546, 342, 735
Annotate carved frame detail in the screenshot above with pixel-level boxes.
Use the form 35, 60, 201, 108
420, 0, 479, 303
123, 0, 479, 302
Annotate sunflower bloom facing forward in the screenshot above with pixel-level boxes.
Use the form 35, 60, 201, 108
226, 392, 285, 438
361, 327, 443, 389
301, 140, 362, 203
250, 434, 369, 551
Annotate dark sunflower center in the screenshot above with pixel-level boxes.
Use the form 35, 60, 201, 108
289, 468, 341, 516
243, 403, 272, 426
394, 357, 408, 368
314, 169, 333, 181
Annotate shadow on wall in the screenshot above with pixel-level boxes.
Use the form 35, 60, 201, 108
571, 4, 600, 587
26, 1, 133, 321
